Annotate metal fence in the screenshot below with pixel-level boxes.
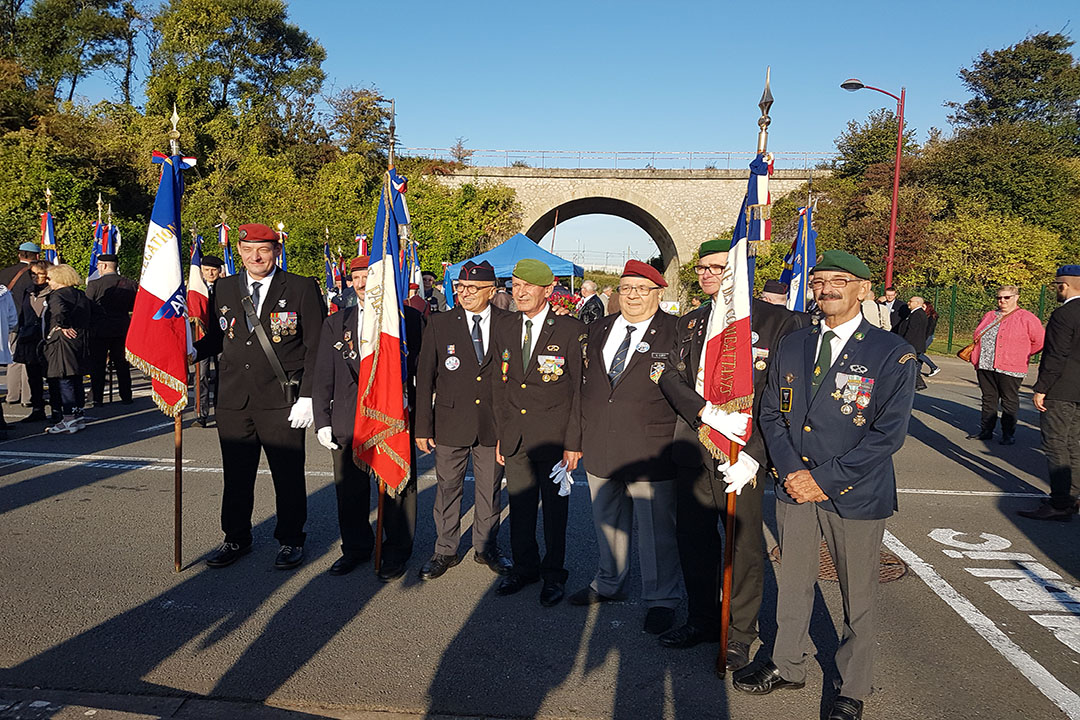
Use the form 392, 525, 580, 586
401, 148, 837, 171
893, 284, 1052, 356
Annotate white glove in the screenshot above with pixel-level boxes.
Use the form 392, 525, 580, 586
288, 397, 314, 429
550, 460, 574, 497
723, 453, 760, 495
316, 426, 339, 451
700, 402, 750, 446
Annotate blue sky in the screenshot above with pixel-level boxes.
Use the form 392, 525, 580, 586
81, 0, 1078, 262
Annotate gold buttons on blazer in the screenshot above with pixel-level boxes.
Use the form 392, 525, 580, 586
520, 383, 527, 389
520, 408, 527, 414
476, 376, 482, 382
803, 425, 812, 432
475, 399, 481, 405
801, 456, 809, 462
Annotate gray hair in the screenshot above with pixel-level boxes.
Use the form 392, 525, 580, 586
581, 280, 597, 294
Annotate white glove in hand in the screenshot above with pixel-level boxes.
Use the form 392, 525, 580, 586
288, 397, 314, 429
723, 453, 760, 495
550, 460, 574, 497
316, 426, 339, 451
700, 402, 750, 445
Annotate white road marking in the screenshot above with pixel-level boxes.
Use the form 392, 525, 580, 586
137, 420, 177, 433
883, 530, 1080, 719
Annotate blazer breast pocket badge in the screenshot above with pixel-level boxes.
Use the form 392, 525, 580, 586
650, 362, 664, 384
780, 387, 793, 413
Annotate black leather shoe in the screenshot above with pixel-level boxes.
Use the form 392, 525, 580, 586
474, 549, 513, 575
193, 416, 208, 428
659, 623, 720, 649
328, 554, 369, 575
725, 640, 751, 672
419, 553, 461, 580
1000, 435, 1016, 445
205, 541, 252, 568
377, 560, 407, 582
643, 607, 676, 635
828, 696, 864, 720
274, 545, 304, 570
495, 573, 539, 596
19, 410, 47, 423
120, 398, 134, 405
539, 580, 564, 607
568, 586, 620, 606
1018, 501, 1075, 522
731, 659, 805, 695
966, 431, 993, 440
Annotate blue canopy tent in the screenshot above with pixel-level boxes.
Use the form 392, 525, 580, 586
443, 233, 584, 308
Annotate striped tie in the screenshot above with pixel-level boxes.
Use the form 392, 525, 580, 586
608, 326, 636, 386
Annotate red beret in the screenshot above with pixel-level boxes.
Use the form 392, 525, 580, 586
621, 259, 667, 288
350, 256, 369, 272
409, 282, 419, 290
236, 223, 278, 243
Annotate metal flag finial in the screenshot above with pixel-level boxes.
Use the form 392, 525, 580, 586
107, 202, 112, 224
324, 226, 329, 242
44, 186, 52, 211
388, 98, 396, 168
219, 211, 227, 224
96, 193, 103, 222
168, 104, 181, 155
757, 67, 773, 154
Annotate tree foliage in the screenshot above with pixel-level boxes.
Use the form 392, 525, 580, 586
832, 108, 918, 178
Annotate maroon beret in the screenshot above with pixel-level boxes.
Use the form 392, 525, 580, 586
349, 256, 369, 272
621, 259, 667, 288
236, 223, 278, 243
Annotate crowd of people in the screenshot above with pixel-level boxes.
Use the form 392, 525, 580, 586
2, 229, 1078, 720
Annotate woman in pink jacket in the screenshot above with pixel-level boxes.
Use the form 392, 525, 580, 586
968, 285, 1045, 445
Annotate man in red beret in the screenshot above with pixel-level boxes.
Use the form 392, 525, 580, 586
195, 222, 326, 571
568, 259, 682, 633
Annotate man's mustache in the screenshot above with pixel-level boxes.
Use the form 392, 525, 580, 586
817, 293, 843, 301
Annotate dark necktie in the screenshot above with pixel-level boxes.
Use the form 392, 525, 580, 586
471, 314, 485, 363
522, 319, 533, 373
248, 281, 262, 331
608, 326, 636, 386
812, 330, 837, 395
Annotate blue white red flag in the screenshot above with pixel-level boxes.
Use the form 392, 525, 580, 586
354, 167, 411, 494
40, 212, 59, 264
277, 231, 288, 271
780, 204, 816, 312
187, 233, 210, 337
323, 242, 335, 292
216, 223, 235, 276
442, 263, 455, 310
697, 153, 772, 457
356, 234, 367, 256
125, 151, 196, 416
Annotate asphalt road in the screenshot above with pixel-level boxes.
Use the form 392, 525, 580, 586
0, 355, 1077, 719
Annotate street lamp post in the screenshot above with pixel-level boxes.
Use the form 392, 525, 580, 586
841, 78, 905, 288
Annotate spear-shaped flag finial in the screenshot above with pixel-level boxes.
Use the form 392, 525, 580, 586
168, 104, 181, 155
757, 67, 773, 154
44, 186, 52, 211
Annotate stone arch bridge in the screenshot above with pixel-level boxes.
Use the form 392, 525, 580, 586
431, 166, 819, 291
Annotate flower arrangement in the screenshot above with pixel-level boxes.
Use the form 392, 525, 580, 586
548, 292, 580, 314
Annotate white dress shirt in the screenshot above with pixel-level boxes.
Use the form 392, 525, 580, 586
245, 267, 276, 316
467, 304, 492, 355
602, 313, 655, 373
814, 312, 864, 372
520, 303, 550, 363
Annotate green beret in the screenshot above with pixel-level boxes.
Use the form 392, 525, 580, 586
813, 250, 871, 280
698, 238, 732, 258
512, 258, 554, 286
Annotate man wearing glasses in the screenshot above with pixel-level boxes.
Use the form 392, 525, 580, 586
569, 260, 681, 634
1019, 266, 1080, 521
733, 250, 916, 720
414, 260, 513, 579
657, 238, 803, 671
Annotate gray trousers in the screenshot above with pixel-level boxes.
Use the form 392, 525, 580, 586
773, 499, 885, 700
586, 472, 680, 609
433, 443, 503, 556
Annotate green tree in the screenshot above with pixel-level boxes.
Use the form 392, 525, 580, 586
327, 85, 393, 162
924, 213, 1063, 289
832, 107, 918, 179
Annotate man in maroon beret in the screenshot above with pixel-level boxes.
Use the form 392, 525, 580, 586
569, 259, 682, 633
195, 222, 326, 571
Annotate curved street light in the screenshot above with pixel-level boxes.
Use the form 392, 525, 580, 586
841, 78, 906, 287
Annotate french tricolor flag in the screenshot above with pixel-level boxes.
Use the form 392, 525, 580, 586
187, 233, 210, 338
40, 212, 59, 264
354, 167, 411, 495
125, 151, 196, 416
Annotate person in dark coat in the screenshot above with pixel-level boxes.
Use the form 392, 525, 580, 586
312, 255, 424, 579
570, 260, 681, 634
576, 281, 605, 324
42, 264, 92, 434
193, 255, 224, 425
0, 241, 41, 405
733, 250, 917, 720
85, 253, 137, 406
414, 260, 512, 581
194, 223, 326, 572
1020, 265, 1080, 521
895, 296, 929, 391
13, 261, 56, 422
491, 258, 585, 607
657, 239, 805, 671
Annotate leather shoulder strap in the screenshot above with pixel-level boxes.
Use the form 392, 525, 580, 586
241, 294, 289, 386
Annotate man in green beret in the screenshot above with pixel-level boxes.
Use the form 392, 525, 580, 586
490, 258, 585, 607
733, 249, 917, 720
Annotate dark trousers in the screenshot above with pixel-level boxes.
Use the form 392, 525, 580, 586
25, 360, 45, 411
1042, 399, 1080, 508
976, 369, 1024, 438
89, 336, 131, 403
56, 375, 85, 414
331, 441, 417, 563
504, 448, 569, 583
196, 355, 217, 419
674, 461, 764, 645
433, 442, 503, 555
216, 405, 307, 547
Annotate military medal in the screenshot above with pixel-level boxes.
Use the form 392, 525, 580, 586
784, 372, 795, 384
755, 360, 767, 371
650, 362, 664, 384
445, 356, 460, 371
537, 354, 565, 382
219, 316, 228, 331
278, 299, 287, 308
447, 344, 455, 355
687, 319, 696, 329
501, 349, 510, 382
547, 344, 559, 352
841, 404, 853, 415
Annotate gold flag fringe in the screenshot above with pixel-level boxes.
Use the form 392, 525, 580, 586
125, 350, 188, 417
698, 393, 754, 460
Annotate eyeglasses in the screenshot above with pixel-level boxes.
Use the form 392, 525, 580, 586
809, 277, 862, 290
693, 264, 726, 275
996, 295, 1016, 300
617, 285, 661, 297
457, 283, 494, 295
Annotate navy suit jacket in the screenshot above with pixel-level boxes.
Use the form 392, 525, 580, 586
759, 318, 917, 520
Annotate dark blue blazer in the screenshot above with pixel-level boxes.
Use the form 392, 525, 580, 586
759, 318, 917, 520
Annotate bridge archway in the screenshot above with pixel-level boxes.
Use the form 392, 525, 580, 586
523, 193, 681, 290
